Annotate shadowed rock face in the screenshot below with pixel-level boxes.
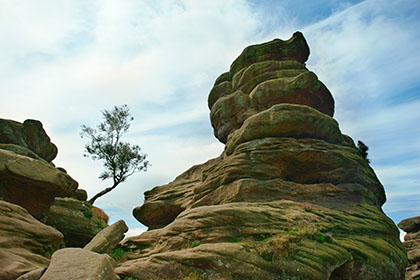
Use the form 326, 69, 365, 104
0, 148, 78, 218
0, 119, 58, 162
120, 32, 407, 280
0, 119, 78, 218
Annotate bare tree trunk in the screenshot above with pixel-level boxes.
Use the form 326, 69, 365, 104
88, 182, 119, 205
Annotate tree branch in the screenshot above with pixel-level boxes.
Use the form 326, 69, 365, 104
88, 181, 120, 205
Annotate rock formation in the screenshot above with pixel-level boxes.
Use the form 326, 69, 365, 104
0, 200, 63, 280
0, 119, 58, 162
0, 118, 117, 279
117, 32, 407, 279
45, 197, 109, 247
84, 220, 128, 254
39, 248, 119, 280
0, 119, 78, 218
399, 216, 420, 279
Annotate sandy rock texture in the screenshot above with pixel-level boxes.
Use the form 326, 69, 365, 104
39, 248, 118, 280
84, 220, 128, 254
0, 140, 78, 218
0, 200, 63, 280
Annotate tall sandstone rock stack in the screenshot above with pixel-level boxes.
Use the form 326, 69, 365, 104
117, 32, 407, 279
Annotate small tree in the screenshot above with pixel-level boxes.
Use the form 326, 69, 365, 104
80, 105, 149, 205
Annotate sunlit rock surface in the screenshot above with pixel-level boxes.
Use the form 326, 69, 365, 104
119, 32, 406, 279
0, 200, 63, 280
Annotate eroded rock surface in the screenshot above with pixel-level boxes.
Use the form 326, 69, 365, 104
39, 248, 118, 280
399, 216, 420, 279
0, 200, 63, 280
45, 197, 108, 247
84, 220, 128, 254
120, 32, 405, 279
208, 32, 334, 144
0, 148, 78, 218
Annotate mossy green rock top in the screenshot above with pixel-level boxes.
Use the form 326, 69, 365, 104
230, 31, 309, 77
208, 33, 334, 143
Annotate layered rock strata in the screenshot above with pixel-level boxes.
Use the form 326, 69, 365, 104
0, 200, 63, 280
0, 119, 78, 218
399, 216, 420, 279
117, 32, 406, 279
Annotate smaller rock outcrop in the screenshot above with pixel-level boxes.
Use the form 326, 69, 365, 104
45, 197, 108, 247
39, 248, 118, 280
0, 119, 58, 162
0, 200, 63, 280
84, 220, 128, 254
399, 216, 420, 279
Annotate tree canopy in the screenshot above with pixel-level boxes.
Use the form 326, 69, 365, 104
80, 105, 149, 205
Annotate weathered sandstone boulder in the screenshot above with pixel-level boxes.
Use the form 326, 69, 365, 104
399, 216, 420, 279
120, 31, 407, 279
84, 220, 128, 254
45, 197, 108, 247
39, 248, 118, 280
0, 119, 58, 162
0, 200, 63, 280
0, 148, 78, 218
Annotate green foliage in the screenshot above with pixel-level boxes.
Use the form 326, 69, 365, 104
119, 276, 140, 280
191, 241, 201, 248
227, 236, 242, 243
80, 105, 149, 204
93, 218, 107, 229
261, 251, 274, 262
81, 208, 92, 219
251, 232, 271, 242
110, 247, 126, 261
182, 271, 207, 280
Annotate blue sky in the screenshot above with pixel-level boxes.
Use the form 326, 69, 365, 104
1, 0, 419, 237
